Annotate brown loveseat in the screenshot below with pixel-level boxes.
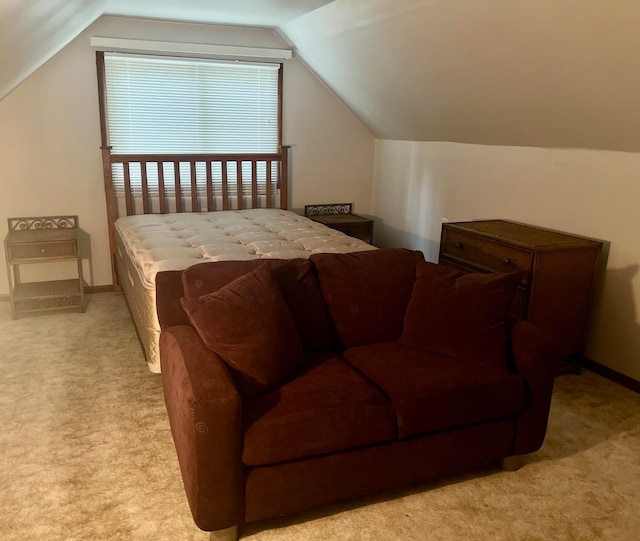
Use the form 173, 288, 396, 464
156, 248, 557, 541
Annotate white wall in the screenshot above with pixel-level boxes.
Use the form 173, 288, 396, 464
283, 57, 374, 212
0, 16, 375, 292
372, 140, 640, 381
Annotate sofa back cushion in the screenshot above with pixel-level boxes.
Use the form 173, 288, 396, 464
269, 262, 334, 351
181, 266, 304, 398
310, 249, 423, 348
182, 259, 333, 351
401, 261, 522, 372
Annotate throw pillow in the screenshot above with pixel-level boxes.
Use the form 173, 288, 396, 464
182, 259, 334, 351
181, 266, 304, 397
401, 261, 522, 372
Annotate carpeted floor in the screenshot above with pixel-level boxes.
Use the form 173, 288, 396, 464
0, 292, 639, 540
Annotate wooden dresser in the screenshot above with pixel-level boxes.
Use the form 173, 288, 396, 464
439, 220, 602, 370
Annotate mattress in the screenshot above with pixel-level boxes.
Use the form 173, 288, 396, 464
114, 209, 374, 372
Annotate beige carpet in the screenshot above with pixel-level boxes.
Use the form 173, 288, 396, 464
0, 292, 639, 541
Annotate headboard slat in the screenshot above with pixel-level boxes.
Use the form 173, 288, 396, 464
205, 161, 214, 212
266, 160, 273, 208
174, 161, 183, 213
236, 161, 244, 211
123, 163, 133, 216
251, 161, 259, 209
221, 161, 229, 211
190, 161, 198, 212
158, 163, 168, 214
140, 162, 150, 214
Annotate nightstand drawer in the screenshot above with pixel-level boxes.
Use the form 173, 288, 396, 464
333, 221, 373, 241
305, 205, 374, 244
441, 230, 533, 276
8, 240, 77, 261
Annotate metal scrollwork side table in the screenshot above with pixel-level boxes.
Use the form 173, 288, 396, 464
4, 216, 85, 318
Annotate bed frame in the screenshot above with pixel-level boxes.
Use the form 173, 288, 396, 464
100, 146, 290, 288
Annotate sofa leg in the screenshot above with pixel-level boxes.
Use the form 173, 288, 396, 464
210, 525, 238, 541
500, 455, 524, 471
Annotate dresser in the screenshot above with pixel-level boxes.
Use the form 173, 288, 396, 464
439, 220, 602, 371
4, 216, 85, 318
305, 203, 374, 244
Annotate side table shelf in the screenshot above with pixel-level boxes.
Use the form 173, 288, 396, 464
4, 216, 85, 318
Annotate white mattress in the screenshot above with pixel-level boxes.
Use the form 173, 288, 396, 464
114, 209, 374, 372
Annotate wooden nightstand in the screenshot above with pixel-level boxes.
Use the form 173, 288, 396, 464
4, 216, 85, 318
439, 219, 602, 373
305, 203, 374, 244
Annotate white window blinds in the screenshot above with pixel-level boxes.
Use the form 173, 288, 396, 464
103, 53, 280, 154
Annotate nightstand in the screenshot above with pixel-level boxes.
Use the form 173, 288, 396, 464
4, 216, 85, 318
305, 203, 374, 244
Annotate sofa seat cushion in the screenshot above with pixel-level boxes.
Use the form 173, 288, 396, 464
310, 249, 423, 348
242, 352, 396, 466
343, 342, 527, 439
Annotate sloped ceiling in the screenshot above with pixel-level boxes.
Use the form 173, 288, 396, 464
0, 0, 334, 100
3, 0, 640, 151
0, 0, 104, 100
281, 0, 640, 151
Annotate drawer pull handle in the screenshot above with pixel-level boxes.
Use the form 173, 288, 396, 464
455, 242, 463, 249
40, 248, 47, 255
503, 258, 511, 265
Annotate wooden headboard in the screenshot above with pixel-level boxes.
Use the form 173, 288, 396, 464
99, 145, 290, 287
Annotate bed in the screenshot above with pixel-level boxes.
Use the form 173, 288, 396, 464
101, 146, 374, 372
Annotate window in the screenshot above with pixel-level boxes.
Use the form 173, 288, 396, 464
98, 52, 282, 194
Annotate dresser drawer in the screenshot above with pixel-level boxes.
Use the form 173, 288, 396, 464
8, 240, 77, 261
441, 230, 533, 277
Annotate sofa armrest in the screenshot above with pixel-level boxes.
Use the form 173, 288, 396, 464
510, 319, 559, 455
160, 325, 243, 532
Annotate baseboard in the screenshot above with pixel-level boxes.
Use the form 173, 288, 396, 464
85, 285, 115, 294
583, 358, 640, 394
1, 285, 114, 300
